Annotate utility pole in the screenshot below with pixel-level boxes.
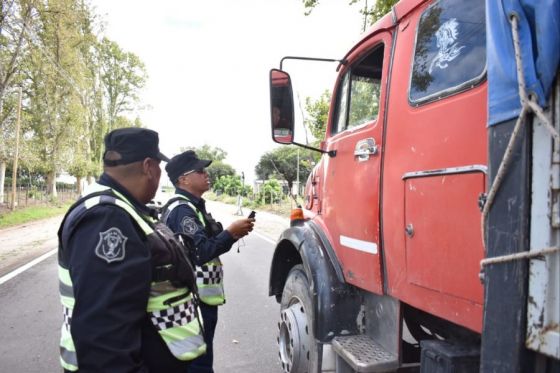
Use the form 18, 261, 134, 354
296, 148, 300, 197
10, 87, 22, 210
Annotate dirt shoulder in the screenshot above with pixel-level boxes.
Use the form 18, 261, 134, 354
0, 215, 63, 277
0, 202, 288, 278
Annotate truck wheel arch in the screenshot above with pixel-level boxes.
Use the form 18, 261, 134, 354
269, 221, 361, 342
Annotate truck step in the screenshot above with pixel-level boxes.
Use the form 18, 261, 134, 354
332, 334, 399, 372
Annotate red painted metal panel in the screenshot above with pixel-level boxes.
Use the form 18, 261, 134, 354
404, 173, 485, 304
319, 32, 393, 295
381, 0, 488, 332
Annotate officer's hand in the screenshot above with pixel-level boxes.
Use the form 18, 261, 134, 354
227, 218, 255, 240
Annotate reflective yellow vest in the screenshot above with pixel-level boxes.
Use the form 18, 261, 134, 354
58, 184, 206, 371
162, 194, 226, 306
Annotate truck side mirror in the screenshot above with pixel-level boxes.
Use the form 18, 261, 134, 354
269, 69, 295, 144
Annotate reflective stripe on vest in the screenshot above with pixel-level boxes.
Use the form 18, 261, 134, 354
58, 184, 205, 371
58, 266, 77, 371
163, 194, 225, 306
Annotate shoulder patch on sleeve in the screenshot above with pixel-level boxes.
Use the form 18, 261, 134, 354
180, 216, 199, 237
95, 227, 127, 263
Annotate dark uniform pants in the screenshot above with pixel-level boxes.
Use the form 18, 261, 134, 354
189, 303, 218, 373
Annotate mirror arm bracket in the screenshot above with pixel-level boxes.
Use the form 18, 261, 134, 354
280, 56, 347, 70
292, 141, 337, 157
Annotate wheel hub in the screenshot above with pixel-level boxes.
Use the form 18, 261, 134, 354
278, 302, 309, 373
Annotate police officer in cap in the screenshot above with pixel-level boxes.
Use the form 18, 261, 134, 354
58, 128, 206, 373
161, 150, 255, 373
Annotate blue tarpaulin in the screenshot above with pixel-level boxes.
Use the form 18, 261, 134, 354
487, 0, 560, 126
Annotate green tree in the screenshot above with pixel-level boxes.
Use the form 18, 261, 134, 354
303, 0, 398, 27
26, 0, 91, 196
181, 144, 227, 162
72, 3, 107, 184
0, 0, 35, 203
98, 37, 147, 132
259, 178, 282, 204
64, 30, 147, 184
223, 175, 242, 196
255, 146, 317, 193
304, 89, 331, 143
213, 175, 227, 195
348, 75, 380, 126
63, 0, 103, 190
180, 145, 236, 185
213, 174, 243, 197
207, 160, 235, 186
0, 0, 147, 200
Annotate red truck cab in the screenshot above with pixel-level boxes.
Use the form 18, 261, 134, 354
267, 0, 559, 372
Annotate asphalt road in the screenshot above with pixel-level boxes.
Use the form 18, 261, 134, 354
0, 203, 287, 372
214, 232, 283, 372
0, 252, 60, 372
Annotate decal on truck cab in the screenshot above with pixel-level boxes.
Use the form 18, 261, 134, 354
429, 18, 465, 74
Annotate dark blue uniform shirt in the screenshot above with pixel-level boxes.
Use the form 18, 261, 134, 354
60, 173, 190, 373
165, 189, 235, 265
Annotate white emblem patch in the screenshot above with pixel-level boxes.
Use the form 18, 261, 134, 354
181, 217, 199, 237
429, 18, 465, 74
95, 227, 127, 263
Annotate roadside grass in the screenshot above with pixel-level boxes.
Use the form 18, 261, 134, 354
205, 192, 300, 218
0, 202, 73, 229
0, 190, 298, 229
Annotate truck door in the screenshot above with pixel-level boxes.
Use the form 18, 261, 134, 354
383, 0, 487, 332
321, 32, 391, 294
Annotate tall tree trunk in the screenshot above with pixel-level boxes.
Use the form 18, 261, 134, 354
0, 96, 4, 204
47, 171, 57, 198
0, 161, 5, 204
76, 175, 83, 195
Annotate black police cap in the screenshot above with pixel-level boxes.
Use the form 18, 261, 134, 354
165, 150, 212, 183
103, 127, 170, 166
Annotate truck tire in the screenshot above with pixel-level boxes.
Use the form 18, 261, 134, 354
278, 264, 319, 373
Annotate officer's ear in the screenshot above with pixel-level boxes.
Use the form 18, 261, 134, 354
176, 174, 189, 187
141, 158, 151, 175
142, 157, 160, 178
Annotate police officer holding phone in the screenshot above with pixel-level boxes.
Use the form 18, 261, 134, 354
161, 150, 255, 373
57, 128, 206, 373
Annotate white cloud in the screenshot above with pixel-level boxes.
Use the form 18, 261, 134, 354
91, 0, 365, 183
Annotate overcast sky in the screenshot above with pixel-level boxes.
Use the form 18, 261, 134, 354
91, 0, 366, 183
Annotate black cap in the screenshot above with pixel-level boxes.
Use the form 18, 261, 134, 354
165, 150, 212, 183
103, 127, 170, 166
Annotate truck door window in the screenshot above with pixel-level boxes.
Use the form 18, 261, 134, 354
409, 0, 486, 104
333, 45, 384, 134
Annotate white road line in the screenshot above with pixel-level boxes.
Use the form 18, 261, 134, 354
0, 229, 278, 287
0, 248, 57, 286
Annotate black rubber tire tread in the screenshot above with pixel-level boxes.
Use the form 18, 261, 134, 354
280, 264, 320, 373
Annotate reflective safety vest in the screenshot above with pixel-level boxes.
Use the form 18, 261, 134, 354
58, 184, 206, 371
161, 194, 226, 306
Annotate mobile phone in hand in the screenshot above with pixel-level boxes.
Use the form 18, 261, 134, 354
248, 211, 256, 219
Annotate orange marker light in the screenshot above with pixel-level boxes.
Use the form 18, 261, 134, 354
290, 207, 304, 222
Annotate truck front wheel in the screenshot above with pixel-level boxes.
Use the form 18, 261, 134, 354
278, 264, 319, 373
